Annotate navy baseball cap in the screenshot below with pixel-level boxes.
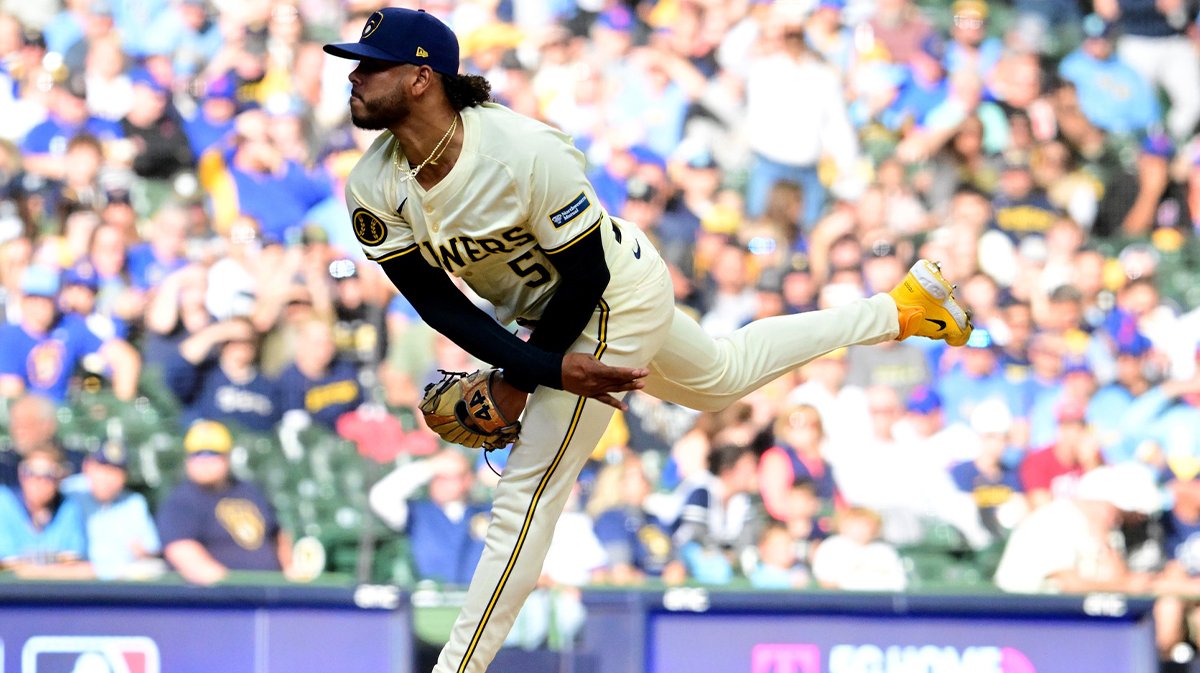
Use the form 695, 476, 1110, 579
906, 385, 942, 415
324, 8, 460, 75
63, 260, 99, 291
90, 439, 128, 468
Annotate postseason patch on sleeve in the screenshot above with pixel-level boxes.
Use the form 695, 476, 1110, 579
548, 192, 592, 229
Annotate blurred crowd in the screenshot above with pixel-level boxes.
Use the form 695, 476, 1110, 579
2, 0, 1200, 662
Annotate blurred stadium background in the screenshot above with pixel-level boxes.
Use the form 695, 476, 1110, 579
0, 0, 1198, 669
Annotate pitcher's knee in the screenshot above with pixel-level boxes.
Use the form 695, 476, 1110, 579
687, 393, 741, 413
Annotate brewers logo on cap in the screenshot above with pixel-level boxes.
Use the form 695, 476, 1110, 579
362, 10, 383, 38
100, 439, 127, 467
352, 208, 387, 247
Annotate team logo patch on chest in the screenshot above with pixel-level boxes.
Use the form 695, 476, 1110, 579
352, 208, 387, 247
216, 498, 267, 550
549, 192, 591, 228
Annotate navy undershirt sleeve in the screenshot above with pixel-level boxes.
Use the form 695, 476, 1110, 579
379, 253, 564, 392
503, 220, 610, 391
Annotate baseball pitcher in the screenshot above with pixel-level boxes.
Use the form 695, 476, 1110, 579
325, 9, 972, 672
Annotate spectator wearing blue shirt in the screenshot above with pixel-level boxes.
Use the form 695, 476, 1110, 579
22, 75, 123, 179
750, 524, 810, 589
141, 0, 224, 77
593, 457, 680, 582
945, 0, 1004, 80
65, 440, 162, 580
1059, 16, 1159, 136
1106, 0, 1200, 139
183, 76, 238, 156
126, 207, 189, 292
1121, 376, 1200, 480
805, 0, 856, 75
43, 1, 89, 56
277, 320, 363, 431
1089, 333, 1154, 463
60, 261, 127, 341
1016, 334, 1068, 420
935, 328, 1022, 426
0, 266, 140, 403
1029, 359, 1096, 450
368, 449, 490, 585
158, 421, 292, 585
223, 136, 333, 244
883, 34, 950, 131
165, 318, 282, 434
0, 447, 91, 578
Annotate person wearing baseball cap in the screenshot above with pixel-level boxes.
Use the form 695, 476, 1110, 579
1058, 14, 1158, 136
994, 464, 1155, 594
949, 398, 1025, 542
157, 420, 293, 585
326, 6, 975, 671
71, 439, 163, 580
935, 328, 1020, 427
0, 265, 140, 403
1019, 399, 1091, 510
0, 447, 90, 577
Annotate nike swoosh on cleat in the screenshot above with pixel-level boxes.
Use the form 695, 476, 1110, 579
633, 240, 641, 259
925, 318, 947, 330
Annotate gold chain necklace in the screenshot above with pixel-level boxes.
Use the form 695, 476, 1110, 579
393, 114, 458, 183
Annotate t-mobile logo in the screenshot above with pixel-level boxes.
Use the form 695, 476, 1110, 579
751, 644, 821, 673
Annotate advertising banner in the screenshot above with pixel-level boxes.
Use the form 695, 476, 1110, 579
0, 584, 410, 673
648, 611, 1157, 673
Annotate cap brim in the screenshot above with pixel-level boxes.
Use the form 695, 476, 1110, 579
323, 42, 407, 63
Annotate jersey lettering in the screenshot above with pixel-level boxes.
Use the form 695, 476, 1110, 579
438, 239, 466, 269
502, 227, 535, 247
477, 238, 511, 254
460, 237, 484, 263
418, 226, 538, 272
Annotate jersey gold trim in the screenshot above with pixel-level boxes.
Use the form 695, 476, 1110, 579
352, 208, 388, 247
369, 245, 419, 263
543, 217, 602, 255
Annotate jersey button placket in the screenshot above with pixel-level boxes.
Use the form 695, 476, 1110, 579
425, 204, 438, 232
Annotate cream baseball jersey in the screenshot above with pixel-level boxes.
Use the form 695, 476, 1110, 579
345, 103, 640, 325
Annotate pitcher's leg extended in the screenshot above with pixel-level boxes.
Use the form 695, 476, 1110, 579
644, 294, 901, 411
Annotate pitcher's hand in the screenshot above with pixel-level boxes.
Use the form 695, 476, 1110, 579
561, 353, 649, 410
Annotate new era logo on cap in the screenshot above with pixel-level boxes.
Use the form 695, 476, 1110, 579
323, 8, 459, 75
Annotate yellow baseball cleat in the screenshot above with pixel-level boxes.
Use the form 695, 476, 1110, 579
889, 259, 973, 347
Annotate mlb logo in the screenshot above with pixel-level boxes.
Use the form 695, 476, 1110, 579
21, 636, 160, 673
752, 644, 821, 673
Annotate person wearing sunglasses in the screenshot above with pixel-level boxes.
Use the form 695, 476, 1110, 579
0, 447, 92, 578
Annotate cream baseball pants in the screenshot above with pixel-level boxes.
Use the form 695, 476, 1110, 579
436, 252, 900, 673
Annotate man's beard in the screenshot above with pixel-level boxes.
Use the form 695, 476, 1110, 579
350, 89, 407, 130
